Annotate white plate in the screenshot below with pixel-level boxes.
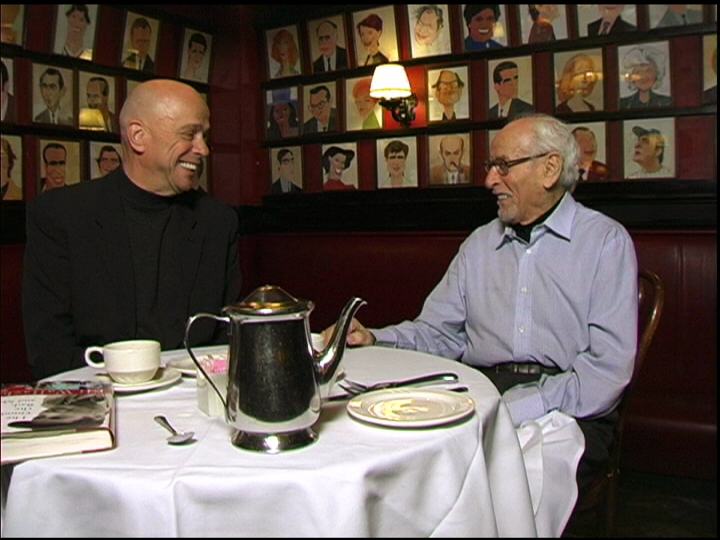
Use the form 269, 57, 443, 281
97, 367, 182, 393
347, 388, 475, 428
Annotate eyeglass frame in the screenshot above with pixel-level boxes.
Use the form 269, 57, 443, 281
483, 152, 549, 176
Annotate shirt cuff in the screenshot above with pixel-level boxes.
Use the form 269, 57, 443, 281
502, 383, 546, 427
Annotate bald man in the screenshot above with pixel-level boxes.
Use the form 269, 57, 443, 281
22, 79, 241, 380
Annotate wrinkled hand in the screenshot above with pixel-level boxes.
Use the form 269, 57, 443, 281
321, 317, 376, 347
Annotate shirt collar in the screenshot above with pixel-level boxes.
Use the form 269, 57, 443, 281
496, 192, 576, 248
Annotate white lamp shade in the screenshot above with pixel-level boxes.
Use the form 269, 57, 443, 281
370, 64, 412, 100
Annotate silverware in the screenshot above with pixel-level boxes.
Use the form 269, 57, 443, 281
154, 415, 195, 445
339, 371, 459, 394
326, 385, 469, 403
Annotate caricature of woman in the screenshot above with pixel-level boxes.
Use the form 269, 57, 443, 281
356, 14, 389, 66
271, 29, 300, 78
556, 53, 599, 113
322, 146, 356, 190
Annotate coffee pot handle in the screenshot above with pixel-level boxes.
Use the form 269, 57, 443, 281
184, 313, 230, 410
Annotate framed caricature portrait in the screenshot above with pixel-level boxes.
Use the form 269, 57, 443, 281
428, 132, 472, 186
407, 4, 452, 59
32, 62, 75, 127
570, 122, 609, 183
321, 143, 358, 191
352, 6, 399, 67
38, 137, 81, 191
88, 140, 122, 179
266, 86, 301, 140
702, 33, 717, 104
427, 64, 470, 122
553, 48, 604, 114
308, 15, 350, 74
52, 4, 99, 61
78, 70, 118, 133
460, 4, 508, 52
519, 4, 568, 44
266, 25, 303, 80
376, 136, 418, 189
1, 57, 17, 123
179, 28, 212, 84
648, 4, 703, 29
1, 133, 23, 200
269, 146, 303, 194
126, 77, 141, 98
121, 12, 160, 74
1, 4, 25, 46
345, 75, 383, 131
577, 5, 637, 38
618, 41, 672, 110
623, 117, 676, 180
487, 55, 534, 120
302, 81, 338, 134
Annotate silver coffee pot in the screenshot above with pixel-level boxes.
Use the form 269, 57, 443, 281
185, 285, 365, 453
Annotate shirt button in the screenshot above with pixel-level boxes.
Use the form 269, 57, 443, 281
521, 286, 528, 293
526, 248, 532, 254
518, 326, 525, 333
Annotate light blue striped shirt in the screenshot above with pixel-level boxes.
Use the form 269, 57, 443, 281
372, 193, 638, 426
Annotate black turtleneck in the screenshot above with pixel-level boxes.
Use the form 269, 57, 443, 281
511, 195, 564, 243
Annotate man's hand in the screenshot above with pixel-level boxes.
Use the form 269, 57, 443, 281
321, 317, 375, 347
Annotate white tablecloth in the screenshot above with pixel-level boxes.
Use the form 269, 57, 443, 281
2, 346, 582, 537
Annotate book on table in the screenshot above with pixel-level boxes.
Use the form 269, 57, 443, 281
1, 380, 116, 465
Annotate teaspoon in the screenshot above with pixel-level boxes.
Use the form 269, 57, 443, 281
154, 415, 195, 445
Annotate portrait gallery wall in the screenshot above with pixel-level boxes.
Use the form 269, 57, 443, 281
1, 4, 213, 203
257, 4, 716, 204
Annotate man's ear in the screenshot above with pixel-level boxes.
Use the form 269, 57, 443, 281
542, 153, 562, 189
125, 120, 146, 154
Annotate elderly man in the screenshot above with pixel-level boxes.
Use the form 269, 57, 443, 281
311, 19, 348, 73
23, 79, 240, 380
324, 113, 638, 498
628, 125, 672, 178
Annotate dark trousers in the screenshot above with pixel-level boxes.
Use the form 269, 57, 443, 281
478, 369, 616, 493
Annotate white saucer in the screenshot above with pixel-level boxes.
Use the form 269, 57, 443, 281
97, 367, 182, 393
347, 388, 475, 429
166, 347, 228, 377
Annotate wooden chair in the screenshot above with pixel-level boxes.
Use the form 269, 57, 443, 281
567, 269, 665, 537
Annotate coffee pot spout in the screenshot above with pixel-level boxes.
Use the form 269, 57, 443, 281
315, 296, 366, 394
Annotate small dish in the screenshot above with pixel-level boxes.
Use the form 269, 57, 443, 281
165, 346, 228, 377
347, 387, 475, 428
97, 367, 182, 393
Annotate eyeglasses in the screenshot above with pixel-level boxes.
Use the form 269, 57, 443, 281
47, 160, 66, 166
308, 100, 328, 110
483, 152, 549, 176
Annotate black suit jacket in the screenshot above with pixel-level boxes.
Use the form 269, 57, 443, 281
22, 169, 240, 379
587, 16, 636, 36
311, 46, 348, 73
302, 108, 338, 133
123, 53, 155, 73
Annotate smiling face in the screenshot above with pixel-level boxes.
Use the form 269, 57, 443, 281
97, 149, 121, 175
573, 129, 597, 164
468, 7, 496, 43
308, 90, 330, 123
272, 102, 290, 124
43, 146, 67, 189
629, 63, 658, 92
187, 42, 206, 70
415, 9, 440, 46
66, 8, 88, 38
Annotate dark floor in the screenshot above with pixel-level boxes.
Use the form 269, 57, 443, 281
562, 469, 717, 538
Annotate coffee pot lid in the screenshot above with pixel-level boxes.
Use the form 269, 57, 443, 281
224, 285, 312, 316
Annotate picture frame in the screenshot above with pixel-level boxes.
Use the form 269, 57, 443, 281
487, 55, 534, 120
88, 140, 123, 179
345, 75, 383, 131
617, 41, 672, 111
307, 15, 350, 74
265, 24, 303, 80
1, 57, 18, 124
623, 117, 676, 180
351, 5, 399, 67
31, 62, 75, 128
1, 133, 23, 200
577, 5, 637, 38
302, 81, 338, 135
126, 77, 141, 98
38, 137, 81, 191
553, 48, 604, 114
376, 136, 418, 189
648, 4, 703, 29
460, 4, 508, 52
702, 33, 717, 104
321, 142, 358, 191
406, 4, 452, 59
1, 4, 25, 47
570, 121, 609, 183
78, 70, 118, 133
427, 132, 472, 186
120, 11, 160, 74
52, 4, 99, 61
266, 86, 302, 140
269, 146, 303, 194
178, 27, 212, 84
427, 64, 471, 123
518, 4, 569, 45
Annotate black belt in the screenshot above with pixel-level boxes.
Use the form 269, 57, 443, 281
479, 363, 561, 376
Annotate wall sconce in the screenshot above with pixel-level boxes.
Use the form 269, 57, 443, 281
369, 64, 417, 129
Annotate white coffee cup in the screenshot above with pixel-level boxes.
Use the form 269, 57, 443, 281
84, 339, 161, 384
